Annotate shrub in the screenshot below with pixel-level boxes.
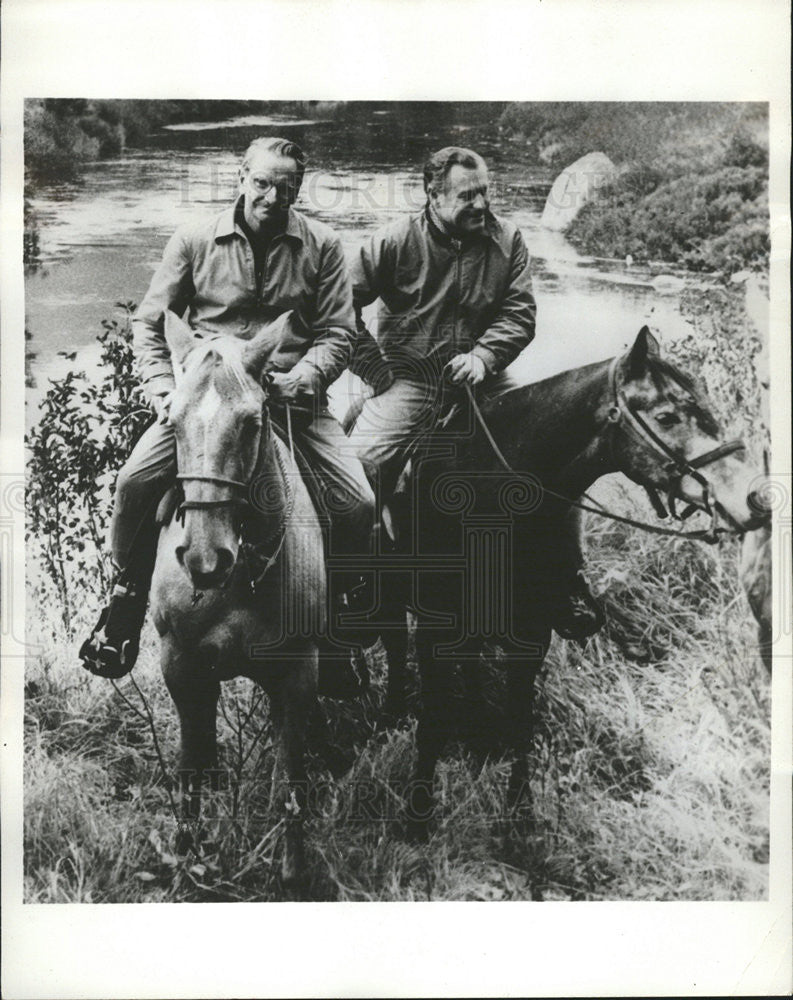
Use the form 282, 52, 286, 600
566, 161, 769, 276
26, 304, 150, 632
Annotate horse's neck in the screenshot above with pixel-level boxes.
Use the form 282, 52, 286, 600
480, 361, 615, 496
255, 429, 291, 527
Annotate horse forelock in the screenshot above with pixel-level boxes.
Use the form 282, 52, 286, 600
183, 337, 253, 395
646, 356, 721, 436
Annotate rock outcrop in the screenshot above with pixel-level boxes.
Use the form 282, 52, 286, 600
541, 151, 617, 231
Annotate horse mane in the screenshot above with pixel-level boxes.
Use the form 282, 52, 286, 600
184, 336, 250, 391
484, 350, 721, 437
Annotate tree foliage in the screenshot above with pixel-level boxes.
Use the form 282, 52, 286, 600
24, 99, 283, 185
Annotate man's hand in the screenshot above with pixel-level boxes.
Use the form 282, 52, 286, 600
151, 390, 174, 424
444, 351, 488, 386
268, 371, 316, 406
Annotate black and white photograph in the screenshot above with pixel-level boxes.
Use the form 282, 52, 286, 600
2, 1, 791, 997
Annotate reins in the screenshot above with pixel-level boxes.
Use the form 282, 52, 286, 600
462, 358, 746, 545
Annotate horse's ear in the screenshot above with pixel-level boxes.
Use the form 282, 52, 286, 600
164, 311, 195, 367
243, 311, 291, 378
626, 325, 661, 378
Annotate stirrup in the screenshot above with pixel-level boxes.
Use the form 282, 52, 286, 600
79, 581, 147, 679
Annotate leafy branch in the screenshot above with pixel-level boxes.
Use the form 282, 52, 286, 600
26, 303, 151, 633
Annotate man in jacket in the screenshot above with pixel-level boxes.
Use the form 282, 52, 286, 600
81, 136, 375, 679
347, 145, 601, 639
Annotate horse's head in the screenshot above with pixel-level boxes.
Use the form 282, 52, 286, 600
609, 327, 771, 533
164, 312, 281, 589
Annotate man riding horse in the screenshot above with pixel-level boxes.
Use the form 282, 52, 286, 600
347, 145, 601, 638
81, 136, 375, 681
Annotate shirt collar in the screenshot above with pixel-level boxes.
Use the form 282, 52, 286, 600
215, 197, 304, 243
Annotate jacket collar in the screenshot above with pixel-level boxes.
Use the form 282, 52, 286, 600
423, 203, 503, 248
215, 197, 304, 243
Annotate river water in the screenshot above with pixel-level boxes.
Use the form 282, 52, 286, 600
25, 105, 703, 419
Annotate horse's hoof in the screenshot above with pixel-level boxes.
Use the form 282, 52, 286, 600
552, 602, 605, 641
279, 856, 309, 897
174, 823, 199, 855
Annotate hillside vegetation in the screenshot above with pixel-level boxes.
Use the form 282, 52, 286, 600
499, 102, 769, 275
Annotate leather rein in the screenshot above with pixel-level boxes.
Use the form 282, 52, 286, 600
464, 356, 748, 545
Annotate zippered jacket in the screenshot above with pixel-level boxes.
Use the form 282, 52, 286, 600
132, 199, 356, 402
349, 207, 536, 386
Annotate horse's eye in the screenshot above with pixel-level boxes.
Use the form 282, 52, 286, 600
655, 411, 681, 427
240, 415, 262, 437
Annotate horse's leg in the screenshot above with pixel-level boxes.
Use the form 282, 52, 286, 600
161, 643, 220, 852
501, 628, 549, 840
405, 625, 452, 841
267, 649, 317, 888
382, 615, 409, 719
382, 573, 411, 720
505, 657, 540, 817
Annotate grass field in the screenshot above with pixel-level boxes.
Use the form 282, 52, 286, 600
24, 490, 771, 903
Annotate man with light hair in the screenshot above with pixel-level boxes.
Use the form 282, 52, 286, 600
81, 136, 375, 683
348, 145, 602, 639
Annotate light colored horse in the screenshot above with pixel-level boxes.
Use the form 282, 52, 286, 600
151, 312, 325, 886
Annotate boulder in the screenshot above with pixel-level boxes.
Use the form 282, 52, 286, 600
541, 151, 617, 231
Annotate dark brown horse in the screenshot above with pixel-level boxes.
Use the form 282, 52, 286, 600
151, 312, 325, 885
367, 327, 771, 836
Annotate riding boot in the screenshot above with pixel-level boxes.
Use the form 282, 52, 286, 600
80, 519, 159, 678
550, 569, 605, 641
79, 572, 151, 678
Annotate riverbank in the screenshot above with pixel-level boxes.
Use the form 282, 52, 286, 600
499, 102, 769, 278
24, 99, 293, 184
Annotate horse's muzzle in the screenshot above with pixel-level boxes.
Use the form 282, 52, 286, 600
177, 544, 236, 590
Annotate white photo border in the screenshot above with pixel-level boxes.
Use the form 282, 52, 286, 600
2, 1, 791, 997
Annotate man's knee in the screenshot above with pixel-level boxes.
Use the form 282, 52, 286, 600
115, 461, 161, 508
326, 476, 374, 527
114, 428, 176, 507
114, 461, 137, 506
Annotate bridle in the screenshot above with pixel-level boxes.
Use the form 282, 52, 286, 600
464, 354, 750, 544
174, 405, 297, 591
176, 473, 250, 513
603, 356, 748, 533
